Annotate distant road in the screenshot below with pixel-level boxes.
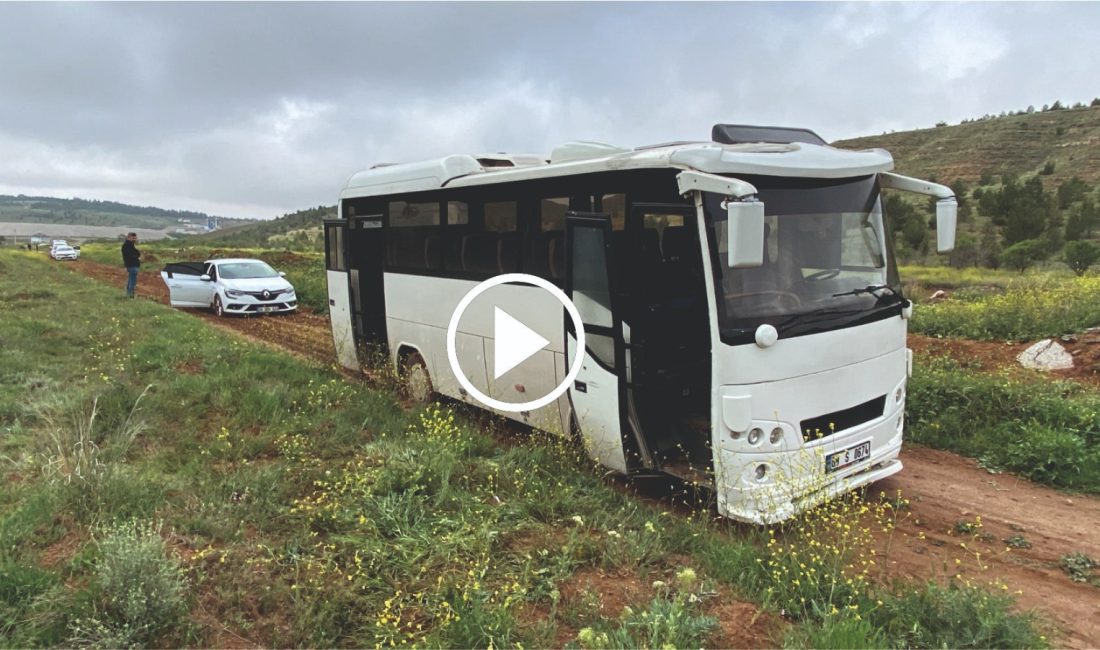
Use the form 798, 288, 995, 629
0, 222, 172, 242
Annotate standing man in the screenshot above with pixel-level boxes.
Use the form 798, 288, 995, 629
121, 232, 141, 298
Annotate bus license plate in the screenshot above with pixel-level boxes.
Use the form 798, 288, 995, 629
826, 441, 871, 473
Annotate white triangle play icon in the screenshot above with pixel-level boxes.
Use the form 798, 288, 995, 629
493, 307, 549, 380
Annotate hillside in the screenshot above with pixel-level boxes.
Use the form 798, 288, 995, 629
0, 194, 249, 230
835, 104, 1100, 188
199, 204, 335, 250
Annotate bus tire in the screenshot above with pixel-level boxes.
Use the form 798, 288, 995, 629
401, 351, 433, 403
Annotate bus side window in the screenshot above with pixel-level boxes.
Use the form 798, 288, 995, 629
387, 200, 442, 271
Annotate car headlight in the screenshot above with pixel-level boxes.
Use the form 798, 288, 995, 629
225, 289, 244, 298
282, 288, 296, 296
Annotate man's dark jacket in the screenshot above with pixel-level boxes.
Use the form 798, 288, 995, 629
121, 240, 141, 268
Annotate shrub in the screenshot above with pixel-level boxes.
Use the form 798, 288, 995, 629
1063, 241, 1100, 276
68, 520, 187, 647
1000, 239, 1049, 273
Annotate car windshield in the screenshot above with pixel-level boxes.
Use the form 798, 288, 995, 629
705, 175, 902, 342
217, 261, 279, 279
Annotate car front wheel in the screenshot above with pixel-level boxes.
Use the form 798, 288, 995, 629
213, 295, 226, 317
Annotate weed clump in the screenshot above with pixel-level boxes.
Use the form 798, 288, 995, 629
68, 520, 188, 647
573, 569, 717, 650
1060, 552, 1098, 584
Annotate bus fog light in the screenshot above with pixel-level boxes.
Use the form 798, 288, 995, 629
895, 387, 904, 403
754, 464, 767, 481
730, 429, 741, 440
896, 415, 903, 432
769, 427, 783, 445
747, 427, 763, 445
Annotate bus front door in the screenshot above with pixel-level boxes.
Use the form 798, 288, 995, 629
346, 216, 387, 348
565, 213, 651, 473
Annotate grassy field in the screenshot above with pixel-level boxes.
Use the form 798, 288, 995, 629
907, 356, 1100, 492
0, 249, 1046, 648
902, 265, 1100, 341
76, 242, 328, 313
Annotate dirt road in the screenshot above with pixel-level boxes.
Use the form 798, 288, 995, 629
69, 259, 1100, 647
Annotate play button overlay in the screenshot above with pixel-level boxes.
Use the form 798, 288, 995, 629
446, 273, 586, 413
493, 307, 550, 379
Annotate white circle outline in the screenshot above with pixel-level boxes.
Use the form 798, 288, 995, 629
446, 273, 585, 413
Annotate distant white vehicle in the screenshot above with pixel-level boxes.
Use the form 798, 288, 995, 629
160, 258, 298, 316
50, 245, 79, 261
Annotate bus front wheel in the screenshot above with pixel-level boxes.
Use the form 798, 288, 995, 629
401, 351, 433, 403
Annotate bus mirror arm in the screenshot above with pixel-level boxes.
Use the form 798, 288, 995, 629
675, 170, 764, 268
879, 172, 957, 253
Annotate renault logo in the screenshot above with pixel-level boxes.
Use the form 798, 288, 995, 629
262, 290, 271, 299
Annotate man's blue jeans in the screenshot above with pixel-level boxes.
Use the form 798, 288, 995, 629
126, 267, 139, 297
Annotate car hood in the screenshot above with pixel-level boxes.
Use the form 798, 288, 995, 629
221, 277, 294, 292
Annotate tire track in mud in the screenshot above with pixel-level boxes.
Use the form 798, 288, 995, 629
68, 258, 1100, 647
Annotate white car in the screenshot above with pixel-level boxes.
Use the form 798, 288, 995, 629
50, 245, 79, 260
160, 258, 298, 316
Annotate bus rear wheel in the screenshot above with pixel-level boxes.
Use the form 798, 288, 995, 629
401, 351, 433, 403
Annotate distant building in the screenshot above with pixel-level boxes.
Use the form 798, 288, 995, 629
29, 233, 50, 244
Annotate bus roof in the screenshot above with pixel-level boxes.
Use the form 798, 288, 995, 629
340, 138, 894, 200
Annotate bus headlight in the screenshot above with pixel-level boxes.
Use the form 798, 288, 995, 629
895, 386, 904, 403
754, 464, 767, 481
747, 427, 763, 446
769, 427, 783, 445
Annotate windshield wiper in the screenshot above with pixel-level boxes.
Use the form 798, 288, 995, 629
831, 284, 901, 299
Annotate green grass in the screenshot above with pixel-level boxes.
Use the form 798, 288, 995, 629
0, 249, 1047, 647
77, 242, 328, 313
907, 355, 1100, 492
904, 267, 1100, 340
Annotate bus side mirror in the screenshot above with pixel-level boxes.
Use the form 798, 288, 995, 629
727, 200, 766, 268
936, 198, 957, 253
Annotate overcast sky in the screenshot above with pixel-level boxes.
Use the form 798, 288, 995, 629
1, 2, 1097, 220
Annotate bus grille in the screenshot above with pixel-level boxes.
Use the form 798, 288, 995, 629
800, 396, 887, 442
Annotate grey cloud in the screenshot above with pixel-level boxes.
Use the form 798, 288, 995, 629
1, 2, 1098, 218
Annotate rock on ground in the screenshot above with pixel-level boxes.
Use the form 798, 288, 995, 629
1017, 339, 1075, 371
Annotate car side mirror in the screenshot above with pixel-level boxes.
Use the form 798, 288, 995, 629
200, 274, 212, 281
726, 199, 766, 268
278, 271, 286, 277
935, 198, 957, 253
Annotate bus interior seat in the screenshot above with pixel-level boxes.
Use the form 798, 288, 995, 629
423, 231, 441, 269
547, 231, 564, 280
462, 233, 501, 275
498, 232, 520, 272
660, 226, 691, 263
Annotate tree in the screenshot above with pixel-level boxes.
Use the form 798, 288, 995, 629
948, 234, 979, 269
1001, 239, 1050, 273
1065, 205, 1087, 241
1063, 241, 1100, 276
1057, 176, 1089, 209
996, 176, 1052, 245
1092, 98, 1100, 108
980, 221, 1002, 269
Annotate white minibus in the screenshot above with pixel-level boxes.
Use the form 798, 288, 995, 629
324, 124, 956, 523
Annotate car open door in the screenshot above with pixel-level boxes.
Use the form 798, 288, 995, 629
565, 212, 651, 473
161, 262, 213, 307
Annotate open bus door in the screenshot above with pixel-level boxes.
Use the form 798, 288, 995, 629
565, 212, 653, 473
324, 219, 360, 370
345, 215, 387, 349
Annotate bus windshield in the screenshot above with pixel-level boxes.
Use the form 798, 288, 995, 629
704, 175, 902, 343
